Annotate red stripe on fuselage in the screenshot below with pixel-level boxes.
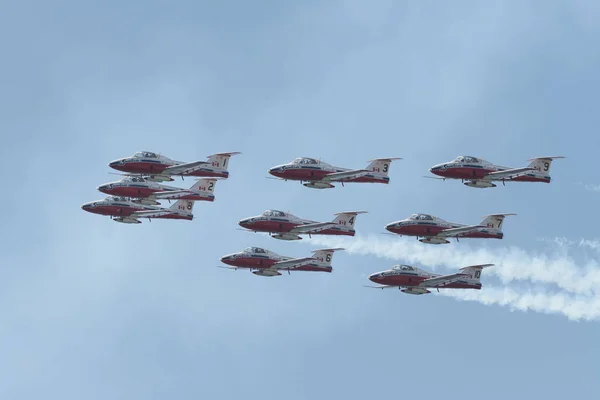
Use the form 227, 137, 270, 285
387, 225, 502, 239
432, 167, 495, 180
152, 214, 193, 220
111, 162, 169, 174
243, 220, 354, 236
271, 169, 387, 184
371, 275, 481, 289
223, 256, 331, 273
186, 170, 228, 178
223, 256, 277, 268
101, 186, 159, 198
510, 175, 550, 183
84, 205, 140, 217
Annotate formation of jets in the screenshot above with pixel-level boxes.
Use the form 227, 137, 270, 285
81, 151, 239, 224
82, 152, 565, 296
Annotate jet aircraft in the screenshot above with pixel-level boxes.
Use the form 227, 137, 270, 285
428, 155, 564, 188
238, 210, 367, 240
108, 151, 240, 182
219, 247, 344, 276
268, 157, 401, 189
367, 263, 493, 294
97, 176, 217, 205
81, 197, 196, 224
385, 213, 515, 244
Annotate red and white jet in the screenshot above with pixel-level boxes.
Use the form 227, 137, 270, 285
385, 213, 515, 244
81, 197, 196, 224
367, 263, 493, 294
238, 210, 367, 240
428, 155, 565, 188
108, 151, 240, 182
219, 247, 344, 277
267, 157, 401, 189
97, 176, 218, 205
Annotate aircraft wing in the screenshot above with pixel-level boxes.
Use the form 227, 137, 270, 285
322, 169, 371, 182
364, 285, 399, 289
153, 190, 198, 200
163, 161, 210, 175
273, 257, 317, 270
483, 167, 535, 180
437, 225, 486, 237
290, 222, 337, 234
418, 273, 470, 288
131, 209, 174, 219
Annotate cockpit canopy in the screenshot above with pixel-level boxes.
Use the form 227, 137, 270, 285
262, 210, 287, 217
244, 247, 266, 254
122, 176, 146, 183
292, 157, 319, 165
409, 213, 433, 221
453, 155, 480, 163
392, 265, 415, 271
107, 196, 129, 202
133, 151, 158, 159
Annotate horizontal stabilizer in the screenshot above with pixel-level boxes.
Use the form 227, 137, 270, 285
366, 157, 403, 162
208, 151, 242, 157
527, 156, 565, 161
333, 211, 368, 216
311, 247, 345, 253
459, 264, 494, 271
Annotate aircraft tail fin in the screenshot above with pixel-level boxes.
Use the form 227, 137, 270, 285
170, 199, 195, 213
190, 178, 217, 193
207, 152, 241, 171
365, 158, 402, 176
479, 213, 516, 230
459, 264, 494, 281
311, 248, 344, 265
332, 211, 368, 228
526, 156, 565, 176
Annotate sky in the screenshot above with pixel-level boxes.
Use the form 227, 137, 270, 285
1, 0, 599, 399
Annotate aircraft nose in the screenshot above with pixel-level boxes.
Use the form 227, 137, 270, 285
97, 184, 108, 192
385, 221, 402, 231
268, 165, 283, 175
238, 218, 251, 227
108, 159, 125, 169
220, 255, 234, 265
429, 164, 443, 174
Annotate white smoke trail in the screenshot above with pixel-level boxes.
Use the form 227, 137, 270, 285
440, 287, 600, 321
575, 182, 600, 192
306, 234, 600, 296
583, 183, 600, 192
303, 234, 600, 321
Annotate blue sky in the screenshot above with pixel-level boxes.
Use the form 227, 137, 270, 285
1, 1, 599, 399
